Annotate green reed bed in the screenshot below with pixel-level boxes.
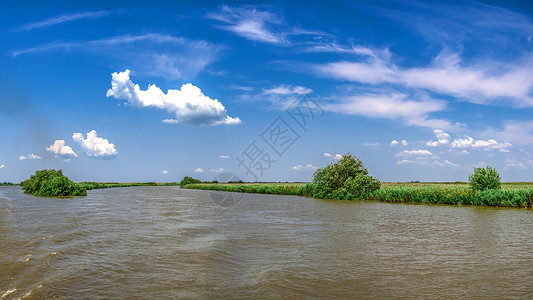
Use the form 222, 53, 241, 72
368, 187, 533, 207
184, 183, 533, 208
183, 183, 305, 196
80, 181, 178, 190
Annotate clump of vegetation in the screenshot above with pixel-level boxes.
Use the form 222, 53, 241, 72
21, 169, 86, 197
469, 166, 501, 191
0, 182, 16, 186
179, 176, 201, 188
311, 154, 381, 199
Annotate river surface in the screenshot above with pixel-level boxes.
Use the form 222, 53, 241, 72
1, 186, 532, 299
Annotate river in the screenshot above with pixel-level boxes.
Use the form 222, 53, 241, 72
1, 186, 532, 299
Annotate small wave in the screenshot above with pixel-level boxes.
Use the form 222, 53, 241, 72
21, 255, 32, 263
0, 289, 17, 298
41, 235, 53, 240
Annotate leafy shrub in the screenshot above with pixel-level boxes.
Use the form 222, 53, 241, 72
312, 154, 380, 199
20, 169, 86, 197
469, 166, 501, 191
179, 176, 201, 188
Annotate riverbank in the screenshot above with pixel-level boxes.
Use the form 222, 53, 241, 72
80, 182, 179, 190
182, 182, 533, 208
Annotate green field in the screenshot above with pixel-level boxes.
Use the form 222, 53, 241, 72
183, 182, 533, 208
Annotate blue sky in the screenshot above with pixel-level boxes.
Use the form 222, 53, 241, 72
1, 0, 533, 183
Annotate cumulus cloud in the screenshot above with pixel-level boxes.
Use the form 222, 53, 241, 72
450, 136, 511, 151
219, 155, 230, 159
161, 170, 168, 174
390, 140, 399, 146
195, 168, 204, 173
46, 140, 78, 158
210, 168, 224, 173
426, 129, 451, 146
0, 164, 5, 169
107, 70, 241, 126
401, 140, 408, 146
19, 154, 41, 160
291, 164, 318, 171
324, 152, 342, 159
73, 130, 117, 159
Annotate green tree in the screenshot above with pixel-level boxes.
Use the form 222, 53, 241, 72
312, 154, 380, 199
179, 176, 201, 188
469, 166, 501, 191
20, 169, 87, 197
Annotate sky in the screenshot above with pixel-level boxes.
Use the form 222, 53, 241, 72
1, 0, 533, 183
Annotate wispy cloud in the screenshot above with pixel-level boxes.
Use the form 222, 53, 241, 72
323, 92, 454, 129
208, 5, 287, 44
313, 50, 533, 107
19, 154, 41, 160
16, 10, 114, 31
13, 33, 221, 80
291, 164, 318, 171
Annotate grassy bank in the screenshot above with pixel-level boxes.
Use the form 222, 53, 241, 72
80, 182, 179, 190
183, 182, 533, 208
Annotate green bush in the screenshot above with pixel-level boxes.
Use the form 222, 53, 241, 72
469, 166, 501, 191
312, 154, 380, 199
20, 169, 86, 197
179, 176, 201, 188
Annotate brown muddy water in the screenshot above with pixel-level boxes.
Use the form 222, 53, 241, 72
1, 186, 532, 299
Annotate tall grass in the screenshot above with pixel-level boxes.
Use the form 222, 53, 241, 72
183, 183, 533, 208
80, 182, 178, 190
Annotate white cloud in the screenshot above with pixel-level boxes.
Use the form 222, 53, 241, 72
483, 120, 533, 146
0, 164, 5, 169
13, 34, 221, 81
208, 5, 287, 44
364, 142, 380, 147
219, 155, 230, 159
433, 160, 459, 167
401, 140, 408, 146
291, 164, 318, 171
210, 168, 224, 173
426, 129, 451, 146
313, 49, 533, 107
195, 168, 204, 173
396, 159, 415, 165
46, 140, 77, 158
73, 130, 117, 159
17, 10, 113, 31
450, 136, 511, 151
390, 140, 399, 146
323, 92, 453, 129
162, 119, 179, 124
107, 70, 241, 126
505, 157, 533, 170
323, 153, 342, 160
397, 150, 433, 156
19, 154, 41, 160
263, 85, 312, 95
161, 170, 168, 174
